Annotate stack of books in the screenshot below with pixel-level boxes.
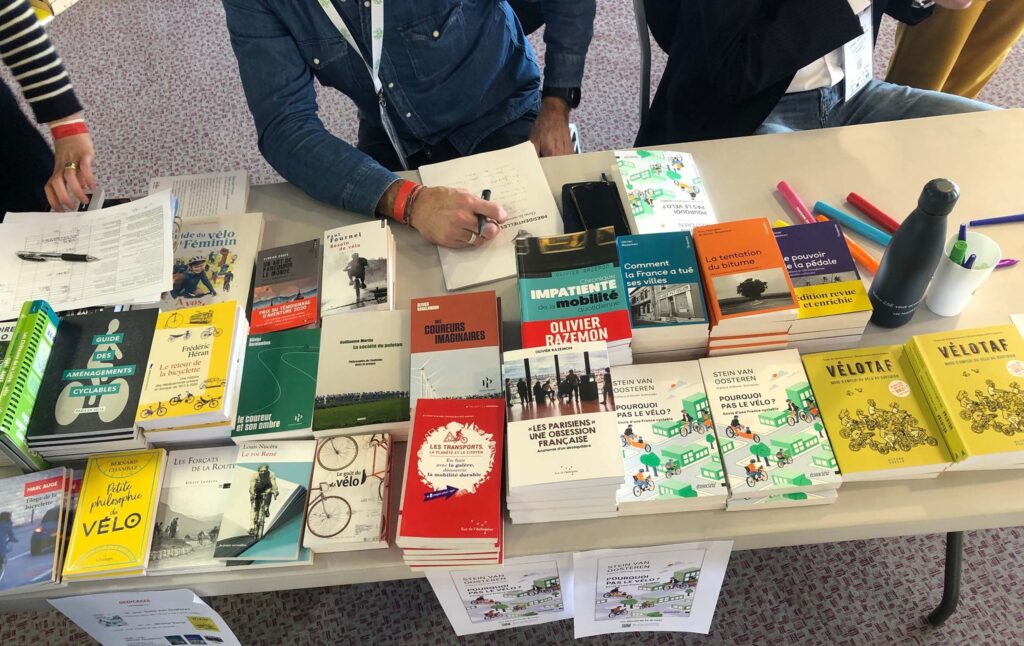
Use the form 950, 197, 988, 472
502, 343, 622, 523
63, 449, 167, 581
802, 345, 952, 481
693, 219, 799, 356
0, 321, 13, 468
303, 434, 392, 553
135, 301, 249, 445
774, 221, 873, 352
320, 220, 395, 318
699, 349, 843, 511
515, 227, 633, 366
616, 232, 709, 361
612, 361, 728, 515
0, 467, 74, 596
26, 309, 158, 460
906, 325, 1024, 470
396, 399, 505, 569
611, 150, 717, 234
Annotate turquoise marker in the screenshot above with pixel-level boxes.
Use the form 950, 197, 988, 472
814, 201, 893, 246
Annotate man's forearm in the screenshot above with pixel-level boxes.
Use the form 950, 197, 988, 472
539, 0, 596, 87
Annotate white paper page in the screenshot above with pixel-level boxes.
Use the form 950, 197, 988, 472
417, 141, 563, 291
148, 170, 249, 219
1012, 313, 1024, 337
572, 541, 732, 637
0, 192, 173, 319
426, 552, 574, 636
49, 588, 241, 646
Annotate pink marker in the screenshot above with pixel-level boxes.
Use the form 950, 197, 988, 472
996, 258, 1018, 269
777, 181, 816, 225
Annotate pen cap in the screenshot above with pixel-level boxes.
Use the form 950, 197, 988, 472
918, 179, 959, 217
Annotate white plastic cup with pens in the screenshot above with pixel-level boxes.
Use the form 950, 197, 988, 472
925, 231, 1002, 317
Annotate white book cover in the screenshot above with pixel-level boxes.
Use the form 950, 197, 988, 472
725, 489, 838, 511
149, 445, 238, 574
313, 310, 410, 436
160, 214, 264, 311
612, 362, 728, 512
699, 350, 842, 498
418, 141, 563, 291
148, 170, 249, 219
426, 552, 573, 636
502, 342, 621, 491
304, 434, 390, 552
613, 150, 717, 234
321, 220, 393, 317
573, 541, 732, 637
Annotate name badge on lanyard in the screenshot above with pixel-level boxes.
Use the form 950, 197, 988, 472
843, 3, 873, 102
317, 0, 409, 170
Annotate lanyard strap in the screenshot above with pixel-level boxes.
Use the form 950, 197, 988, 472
317, 0, 409, 170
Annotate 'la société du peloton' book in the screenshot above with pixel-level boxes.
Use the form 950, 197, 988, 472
313, 309, 410, 439
27, 309, 158, 460
802, 345, 952, 481
320, 220, 395, 317
905, 325, 1024, 470
612, 361, 728, 515
616, 231, 709, 360
699, 349, 842, 500
232, 328, 320, 443
612, 150, 717, 234
516, 227, 633, 366
250, 239, 321, 334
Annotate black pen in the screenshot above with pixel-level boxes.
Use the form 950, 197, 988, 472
478, 189, 492, 235
16, 251, 99, 262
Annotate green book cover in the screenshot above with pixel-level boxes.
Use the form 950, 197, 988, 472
232, 328, 320, 441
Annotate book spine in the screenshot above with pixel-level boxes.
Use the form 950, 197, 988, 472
904, 341, 967, 462
0, 302, 56, 471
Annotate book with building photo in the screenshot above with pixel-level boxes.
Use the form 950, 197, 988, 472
699, 350, 842, 499
160, 214, 264, 312
250, 240, 321, 334
313, 310, 410, 439
321, 220, 394, 317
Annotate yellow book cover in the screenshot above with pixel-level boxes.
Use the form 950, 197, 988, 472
62, 448, 166, 578
907, 325, 1024, 464
135, 301, 238, 425
802, 345, 951, 479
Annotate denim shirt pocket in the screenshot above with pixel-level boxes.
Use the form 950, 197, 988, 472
395, 1, 467, 83
297, 38, 354, 89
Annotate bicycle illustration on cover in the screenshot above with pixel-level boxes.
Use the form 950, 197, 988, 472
956, 379, 1024, 435
838, 398, 938, 454
307, 435, 390, 538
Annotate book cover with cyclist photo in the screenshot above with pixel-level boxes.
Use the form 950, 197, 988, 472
320, 220, 394, 318
699, 350, 842, 499
313, 310, 410, 439
303, 434, 391, 553
612, 362, 728, 515
214, 440, 316, 561
250, 239, 321, 334
159, 213, 264, 312
26, 309, 158, 452
233, 329, 320, 442
0, 467, 70, 595
802, 345, 951, 481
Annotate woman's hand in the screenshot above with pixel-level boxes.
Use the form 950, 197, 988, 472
46, 116, 97, 211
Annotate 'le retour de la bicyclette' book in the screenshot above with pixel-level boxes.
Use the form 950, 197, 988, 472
232, 328, 320, 443
27, 309, 158, 459
250, 239, 321, 334
304, 434, 391, 553
320, 220, 395, 317
214, 440, 316, 561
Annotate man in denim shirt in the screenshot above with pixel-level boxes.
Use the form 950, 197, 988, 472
223, 0, 594, 248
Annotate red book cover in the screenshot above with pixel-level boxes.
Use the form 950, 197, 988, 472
397, 398, 505, 547
250, 240, 321, 334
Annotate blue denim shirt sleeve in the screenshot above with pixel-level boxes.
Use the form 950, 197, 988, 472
539, 0, 596, 87
222, 0, 399, 217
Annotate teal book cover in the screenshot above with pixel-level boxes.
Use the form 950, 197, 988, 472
616, 232, 706, 330
233, 328, 320, 440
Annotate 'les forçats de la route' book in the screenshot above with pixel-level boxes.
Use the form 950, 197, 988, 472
250, 239, 321, 334
802, 345, 951, 481
27, 309, 158, 459
699, 349, 842, 500
160, 213, 264, 312
612, 149, 717, 234
304, 434, 391, 553
0, 467, 71, 595
62, 449, 167, 580
612, 361, 728, 515
516, 227, 633, 366
906, 325, 1024, 470
233, 328, 320, 442
320, 220, 394, 317
214, 440, 316, 561
313, 310, 410, 439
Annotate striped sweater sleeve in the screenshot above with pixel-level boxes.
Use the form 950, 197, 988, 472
0, 0, 82, 123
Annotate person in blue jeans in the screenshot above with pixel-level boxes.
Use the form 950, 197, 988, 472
222, 1, 594, 249
637, 0, 994, 148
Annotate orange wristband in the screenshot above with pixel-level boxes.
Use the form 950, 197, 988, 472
51, 121, 89, 140
392, 180, 418, 225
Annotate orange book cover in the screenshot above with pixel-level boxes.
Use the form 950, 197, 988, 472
692, 218, 797, 323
